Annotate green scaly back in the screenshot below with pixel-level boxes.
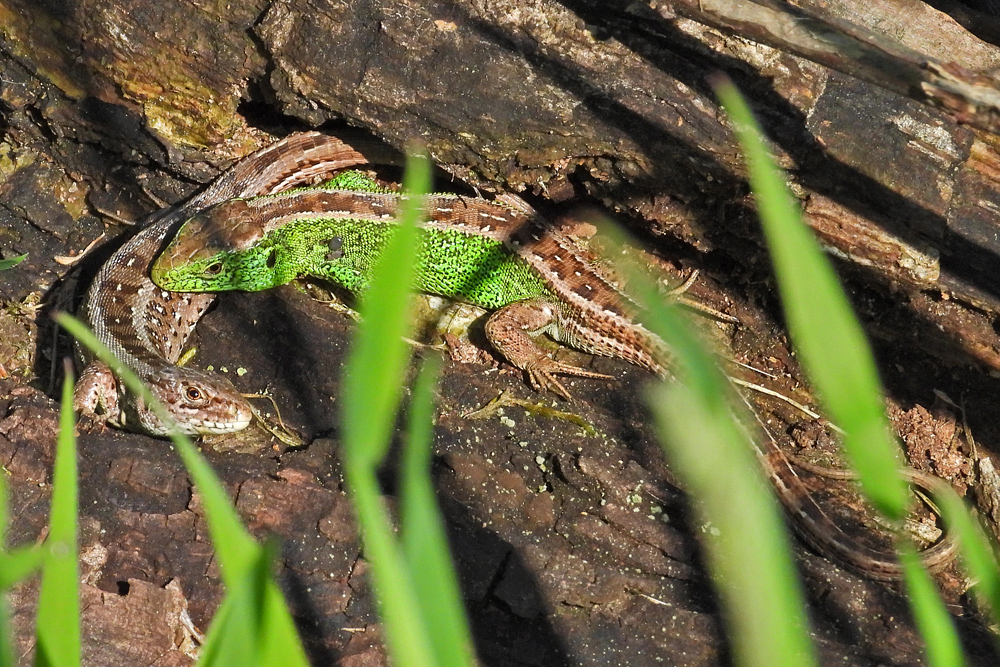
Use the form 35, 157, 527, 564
306, 170, 391, 194
234, 218, 553, 309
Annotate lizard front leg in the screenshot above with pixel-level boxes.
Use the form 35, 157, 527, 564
484, 298, 612, 399
72, 360, 122, 429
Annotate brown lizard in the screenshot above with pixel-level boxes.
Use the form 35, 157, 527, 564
73, 132, 395, 435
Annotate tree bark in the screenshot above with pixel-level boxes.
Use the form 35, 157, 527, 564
2, 0, 1000, 664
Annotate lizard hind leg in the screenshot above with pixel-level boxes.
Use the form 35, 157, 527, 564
483, 299, 612, 400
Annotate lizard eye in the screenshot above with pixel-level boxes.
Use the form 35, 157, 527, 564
204, 262, 223, 275
185, 386, 203, 402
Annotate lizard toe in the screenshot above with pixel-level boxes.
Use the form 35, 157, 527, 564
523, 356, 614, 400
527, 369, 573, 400
75, 412, 110, 435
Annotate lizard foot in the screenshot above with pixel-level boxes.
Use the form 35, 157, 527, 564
75, 413, 111, 435
523, 357, 613, 400
73, 360, 120, 433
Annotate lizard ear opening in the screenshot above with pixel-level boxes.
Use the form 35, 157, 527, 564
265, 247, 278, 269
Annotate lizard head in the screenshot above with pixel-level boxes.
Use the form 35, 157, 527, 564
152, 196, 315, 292
124, 365, 254, 436
152, 199, 268, 290
153, 235, 297, 292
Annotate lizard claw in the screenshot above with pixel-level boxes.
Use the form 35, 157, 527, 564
75, 412, 111, 435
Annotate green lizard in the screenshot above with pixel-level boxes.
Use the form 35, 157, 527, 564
151, 171, 659, 398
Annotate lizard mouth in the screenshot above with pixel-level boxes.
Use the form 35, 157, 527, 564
190, 416, 253, 434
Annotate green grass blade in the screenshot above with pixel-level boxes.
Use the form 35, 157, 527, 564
341, 149, 430, 468
198, 540, 309, 667
0, 546, 44, 590
0, 465, 6, 553
55, 313, 258, 583
256, 575, 311, 666
0, 255, 26, 271
341, 148, 440, 666
0, 606, 9, 665
0, 466, 34, 590
934, 486, 1000, 624
347, 472, 437, 664
0, 468, 12, 667
633, 276, 816, 667
899, 545, 967, 667
34, 367, 80, 667
197, 594, 252, 666
713, 76, 909, 520
712, 78, 982, 663
56, 313, 311, 662
400, 357, 475, 666
0, 449, 41, 667
0, 601, 11, 667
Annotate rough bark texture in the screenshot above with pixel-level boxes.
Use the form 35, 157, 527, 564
3, 0, 1000, 665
